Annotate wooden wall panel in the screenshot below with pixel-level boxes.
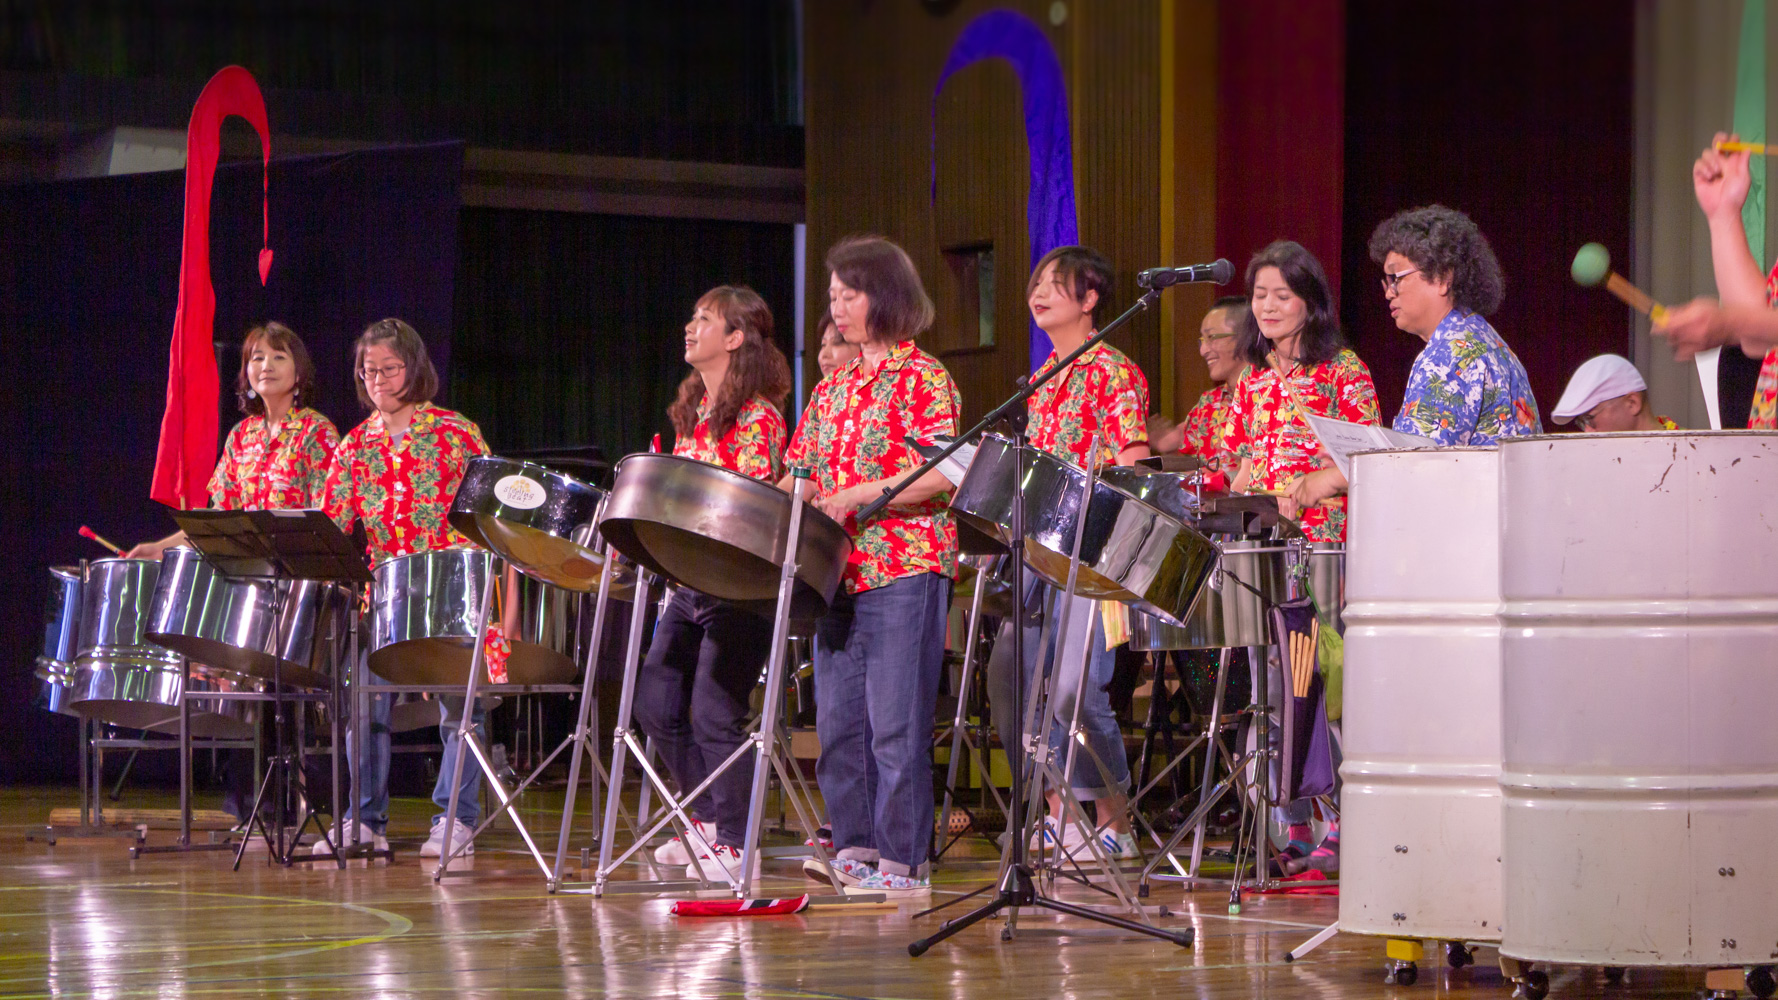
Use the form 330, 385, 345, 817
806, 0, 1217, 425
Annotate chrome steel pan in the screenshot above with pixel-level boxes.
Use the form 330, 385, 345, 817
950, 435, 1217, 626
598, 454, 852, 620
144, 547, 345, 689
449, 455, 632, 595
1128, 541, 1290, 650
35, 566, 82, 717
366, 548, 580, 685
68, 558, 257, 737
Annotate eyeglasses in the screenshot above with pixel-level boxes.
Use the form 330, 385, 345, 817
1380, 267, 1421, 296
361, 363, 406, 383
1198, 333, 1236, 348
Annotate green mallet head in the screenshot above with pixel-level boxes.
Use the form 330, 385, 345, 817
1571, 242, 1611, 288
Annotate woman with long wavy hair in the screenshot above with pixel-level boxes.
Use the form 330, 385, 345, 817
634, 284, 792, 882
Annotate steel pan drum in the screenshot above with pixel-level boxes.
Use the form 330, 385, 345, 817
450, 455, 632, 595
69, 558, 258, 738
1127, 541, 1289, 650
1299, 542, 1345, 630
598, 454, 852, 620
950, 434, 1217, 626
35, 566, 82, 717
367, 548, 580, 685
1340, 447, 1502, 944
144, 547, 344, 689
1500, 432, 1778, 967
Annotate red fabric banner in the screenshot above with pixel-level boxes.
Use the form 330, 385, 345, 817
149, 65, 272, 509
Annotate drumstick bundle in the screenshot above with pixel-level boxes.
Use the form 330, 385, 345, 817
1289, 621, 1320, 698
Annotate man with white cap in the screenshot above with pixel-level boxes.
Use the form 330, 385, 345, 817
1551, 354, 1678, 432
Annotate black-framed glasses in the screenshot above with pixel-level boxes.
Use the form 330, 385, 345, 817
361, 363, 406, 383
1380, 267, 1421, 295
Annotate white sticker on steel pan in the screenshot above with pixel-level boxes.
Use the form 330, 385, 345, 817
494, 474, 547, 510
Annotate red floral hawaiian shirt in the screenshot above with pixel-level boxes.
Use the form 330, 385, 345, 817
208, 407, 340, 510
323, 402, 491, 567
785, 340, 961, 593
1223, 349, 1382, 542
1178, 381, 1238, 473
1027, 342, 1149, 468
1752, 263, 1778, 429
674, 393, 787, 482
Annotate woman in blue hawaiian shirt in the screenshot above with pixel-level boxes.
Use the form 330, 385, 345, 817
1369, 204, 1541, 446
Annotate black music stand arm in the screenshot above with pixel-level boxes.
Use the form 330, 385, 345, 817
855, 288, 1162, 523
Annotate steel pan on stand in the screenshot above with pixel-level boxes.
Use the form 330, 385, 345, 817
1128, 540, 1289, 651
145, 547, 345, 689
68, 558, 258, 740
1499, 432, 1778, 986
587, 456, 853, 896
449, 455, 632, 596
950, 433, 1218, 626
1335, 447, 1503, 982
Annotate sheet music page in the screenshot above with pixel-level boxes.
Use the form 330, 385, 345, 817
1304, 415, 1434, 479
935, 441, 977, 487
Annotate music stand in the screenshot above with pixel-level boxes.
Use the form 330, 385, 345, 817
171, 508, 373, 867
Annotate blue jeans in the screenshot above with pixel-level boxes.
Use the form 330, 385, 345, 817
986, 579, 1131, 801
351, 689, 485, 832
812, 572, 951, 879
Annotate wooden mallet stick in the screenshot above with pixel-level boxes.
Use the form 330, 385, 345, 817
1715, 139, 1774, 155
78, 525, 124, 555
1571, 243, 1668, 324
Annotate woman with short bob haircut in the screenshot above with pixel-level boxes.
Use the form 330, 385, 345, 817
783, 234, 960, 899
126, 321, 340, 560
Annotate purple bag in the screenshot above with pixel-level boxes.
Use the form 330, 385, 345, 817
1271, 597, 1335, 801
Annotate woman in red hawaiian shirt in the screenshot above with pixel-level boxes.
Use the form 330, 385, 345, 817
1224, 241, 1382, 540
634, 285, 792, 881
126, 322, 339, 559
322, 318, 492, 859
1656, 132, 1778, 424
784, 235, 960, 898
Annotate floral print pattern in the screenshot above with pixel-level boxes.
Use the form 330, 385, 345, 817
323, 402, 490, 567
1178, 381, 1237, 473
1752, 263, 1778, 429
673, 393, 787, 482
785, 341, 961, 593
1393, 309, 1541, 445
1223, 348, 1381, 542
1027, 342, 1149, 468
208, 407, 339, 510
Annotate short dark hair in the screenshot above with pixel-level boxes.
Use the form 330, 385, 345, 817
1368, 204, 1505, 316
1235, 241, 1347, 368
1027, 245, 1115, 322
825, 235, 935, 342
353, 317, 440, 409
1206, 295, 1249, 329
235, 321, 318, 416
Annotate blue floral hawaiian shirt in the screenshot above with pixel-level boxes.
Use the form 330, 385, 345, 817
1392, 309, 1541, 445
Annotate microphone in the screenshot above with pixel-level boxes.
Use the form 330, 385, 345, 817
1137, 259, 1234, 289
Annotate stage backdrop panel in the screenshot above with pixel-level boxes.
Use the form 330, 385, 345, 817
0, 142, 461, 785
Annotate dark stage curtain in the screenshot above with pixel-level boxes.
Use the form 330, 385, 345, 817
1340, 1, 1634, 421
0, 143, 462, 784
451, 208, 796, 469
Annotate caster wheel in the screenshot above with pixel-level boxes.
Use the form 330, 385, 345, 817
127, 847, 140, 860
1158, 904, 1171, 917
1750, 966, 1777, 999
1603, 966, 1626, 985
1524, 969, 1550, 1000
1386, 961, 1419, 986
1447, 942, 1473, 969
999, 926, 1013, 942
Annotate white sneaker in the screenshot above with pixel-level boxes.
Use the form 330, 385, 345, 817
305, 821, 387, 855
653, 819, 717, 865
1062, 823, 1138, 861
1026, 816, 1065, 852
685, 843, 750, 883
420, 816, 475, 858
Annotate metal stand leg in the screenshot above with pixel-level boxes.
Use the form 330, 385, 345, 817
549, 547, 621, 889
935, 555, 995, 859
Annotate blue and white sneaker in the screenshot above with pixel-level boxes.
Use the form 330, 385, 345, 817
1026, 816, 1065, 852
1064, 824, 1138, 861
845, 870, 931, 898
802, 856, 876, 886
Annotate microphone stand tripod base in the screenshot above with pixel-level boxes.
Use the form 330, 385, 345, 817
908, 863, 1192, 957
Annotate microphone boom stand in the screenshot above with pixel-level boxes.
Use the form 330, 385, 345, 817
855, 288, 1192, 956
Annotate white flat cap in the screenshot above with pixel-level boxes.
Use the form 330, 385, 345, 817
1552, 354, 1647, 424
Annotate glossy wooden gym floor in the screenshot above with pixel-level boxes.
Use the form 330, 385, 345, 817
0, 787, 1709, 999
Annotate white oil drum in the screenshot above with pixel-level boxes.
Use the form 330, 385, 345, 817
1499, 431, 1778, 967
1340, 448, 1503, 942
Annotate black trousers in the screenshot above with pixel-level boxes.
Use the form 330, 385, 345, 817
631, 587, 774, 847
